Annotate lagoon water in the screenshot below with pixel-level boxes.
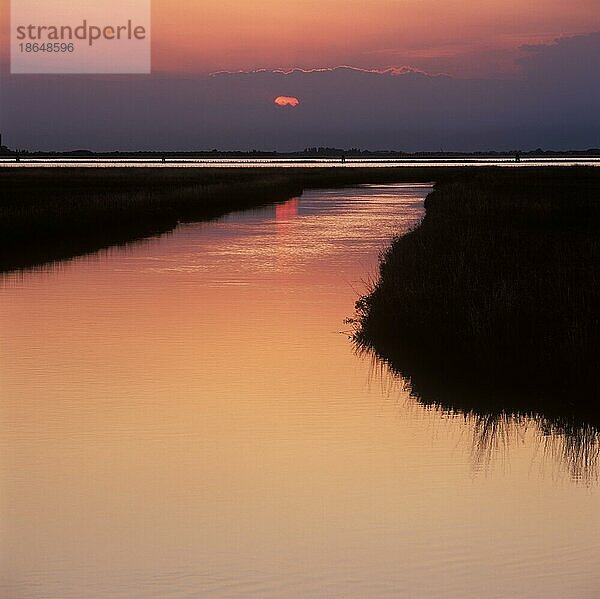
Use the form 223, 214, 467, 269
1, 184, 599, 598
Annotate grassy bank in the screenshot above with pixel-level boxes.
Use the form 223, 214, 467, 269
0, 166, 458, 272
0, 168, 299, 271
355, 167, 600, 409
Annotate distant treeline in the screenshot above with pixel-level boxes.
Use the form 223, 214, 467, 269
2, 146, 600, 158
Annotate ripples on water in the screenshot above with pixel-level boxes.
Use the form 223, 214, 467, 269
1, 184, 599, 598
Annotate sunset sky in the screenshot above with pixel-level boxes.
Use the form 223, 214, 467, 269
148, 0, 599, 77
1, 0, 599, 150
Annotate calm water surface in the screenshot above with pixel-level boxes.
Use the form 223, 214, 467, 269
1, 185, 599, 598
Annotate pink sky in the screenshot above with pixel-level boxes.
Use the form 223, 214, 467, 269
1, 0, 599, 77
150, 0, 599, 77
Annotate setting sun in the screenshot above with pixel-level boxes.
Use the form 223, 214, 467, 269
274, 95, 299, 107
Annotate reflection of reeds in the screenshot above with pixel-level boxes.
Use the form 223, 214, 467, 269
466, 412, 599, 483
356, 342, 600, 482
538, 419, 600, 482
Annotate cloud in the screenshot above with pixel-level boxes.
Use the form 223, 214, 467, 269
210, 66, 434, 78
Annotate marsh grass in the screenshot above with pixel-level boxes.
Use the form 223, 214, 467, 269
355, 167, 600, 402
0, 166, 458, 272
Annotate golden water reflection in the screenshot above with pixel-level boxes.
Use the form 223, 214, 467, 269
1, 185, 599, 598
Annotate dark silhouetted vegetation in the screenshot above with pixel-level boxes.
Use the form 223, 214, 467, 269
3, 146, 600, 158
355, 167, 600, 406
0, 168, 303, 271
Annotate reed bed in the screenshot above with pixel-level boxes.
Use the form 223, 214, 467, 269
355, 167, 600, 404
0, 166, 458, 271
